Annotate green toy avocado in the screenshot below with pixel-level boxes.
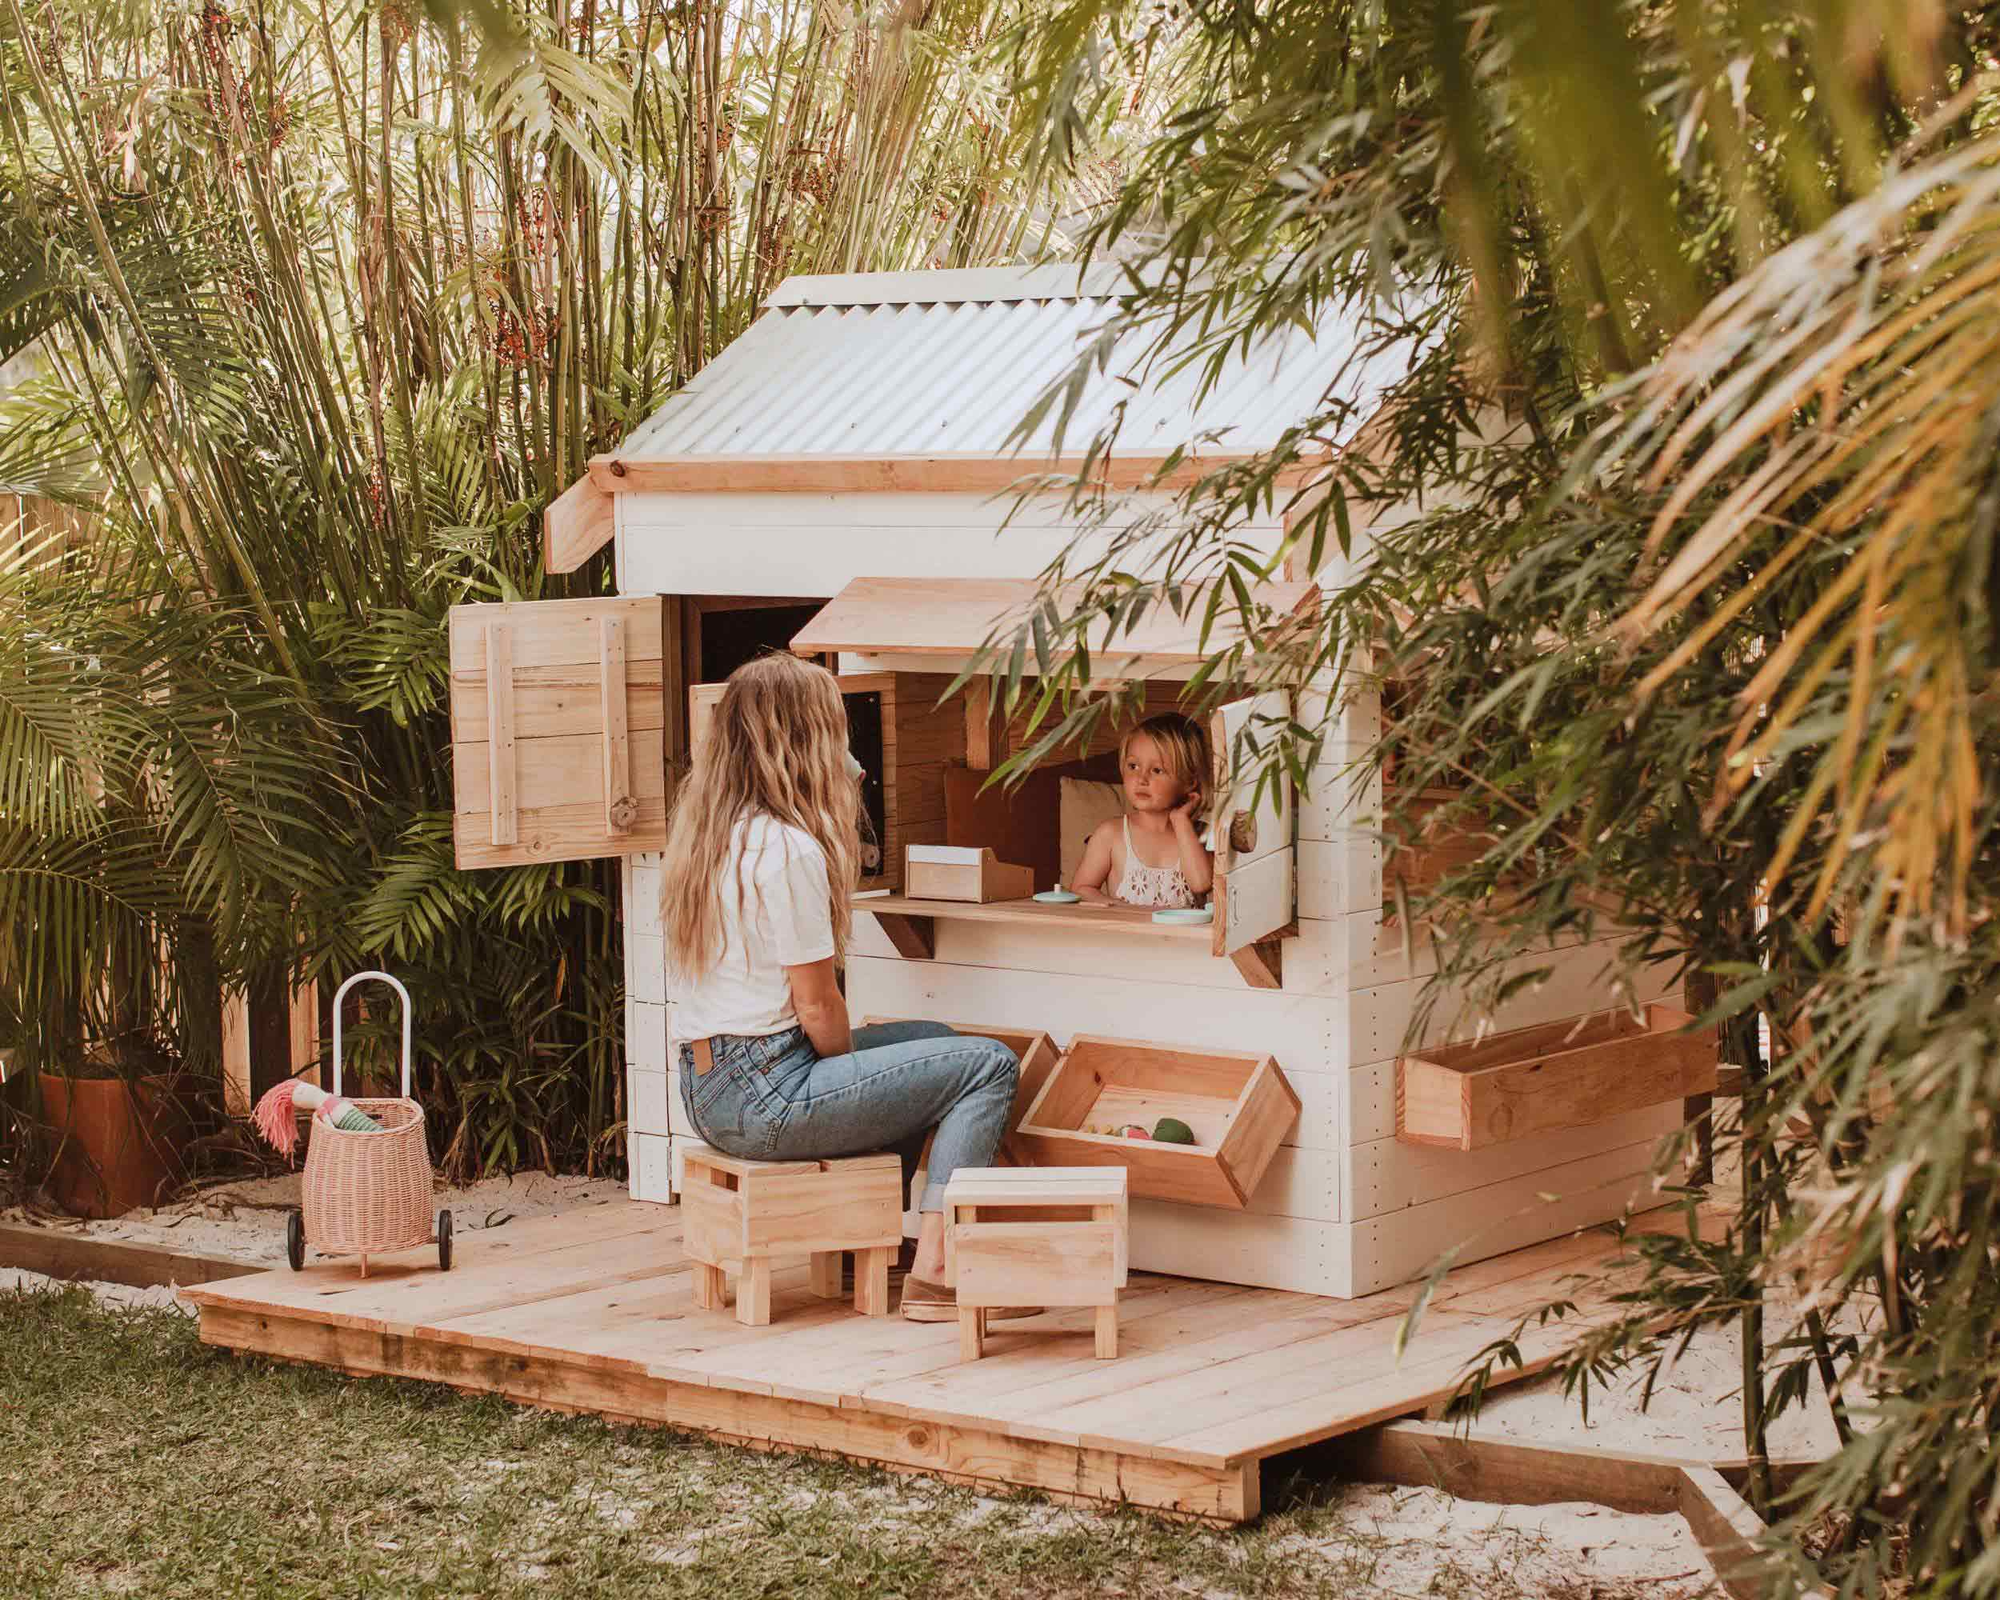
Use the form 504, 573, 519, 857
1151, 1117, 1197, 1145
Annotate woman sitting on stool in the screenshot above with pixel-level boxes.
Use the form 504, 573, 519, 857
660, 653, 1035, 1324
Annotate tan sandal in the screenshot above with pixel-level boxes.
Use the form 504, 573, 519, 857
899, 1277, 1042, 1324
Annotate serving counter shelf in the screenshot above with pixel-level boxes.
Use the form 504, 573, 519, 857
855, 892, 1215, 955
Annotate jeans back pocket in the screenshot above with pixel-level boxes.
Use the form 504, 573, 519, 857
683, 1046, 771, 1155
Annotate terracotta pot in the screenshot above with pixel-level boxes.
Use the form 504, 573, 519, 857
41, 1073, 189, 1219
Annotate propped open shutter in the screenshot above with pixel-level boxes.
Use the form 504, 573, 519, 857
1209, 692, 1296, 964
449, 597, 674, 868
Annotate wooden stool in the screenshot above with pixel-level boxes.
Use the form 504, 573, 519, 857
679, 1142, 903, 1327
944, 1167, 1128, 1360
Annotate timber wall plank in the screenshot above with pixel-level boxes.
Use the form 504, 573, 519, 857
620, 491, 1284, 600
1348, 1102, 1681, 1218
1345, 1139, 1667, 1296
844, 955, 1338, 1082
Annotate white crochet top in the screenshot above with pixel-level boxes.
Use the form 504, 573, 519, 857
1114, 817, 1198, 910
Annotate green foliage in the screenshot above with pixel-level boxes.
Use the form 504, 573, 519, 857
999, 2, 2000, 1593
0, 0, 1127, 1176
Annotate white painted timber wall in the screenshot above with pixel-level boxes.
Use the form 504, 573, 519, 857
615, 490, 1679, 1299
618, 487, 1287, 600
1310, 658, 1679, 1297
622, 852, 678, 1203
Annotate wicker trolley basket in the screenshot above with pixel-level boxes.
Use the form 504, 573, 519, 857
284, 971, 452, 1277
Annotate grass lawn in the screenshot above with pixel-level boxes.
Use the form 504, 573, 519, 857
2, 1285, 1703, 1599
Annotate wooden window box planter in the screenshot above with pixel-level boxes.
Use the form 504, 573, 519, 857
1396, 1003, 1717, 1153
1012, 1036, 1300, 1210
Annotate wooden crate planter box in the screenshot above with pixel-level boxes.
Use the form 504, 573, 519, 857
1396, 1003, 1718, 1153
1013, 1036, 1300, 1210
986, 1028, 1060, 1166
903, 845, 1035, 904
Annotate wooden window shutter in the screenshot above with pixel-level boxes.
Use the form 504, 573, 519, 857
449, 597, 675, 868
1209, 692, 1297, 979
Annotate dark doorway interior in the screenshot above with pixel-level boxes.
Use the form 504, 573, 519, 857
681, 597, 887, 868
696, 601, 825, 683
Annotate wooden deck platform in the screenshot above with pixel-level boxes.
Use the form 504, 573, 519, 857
183, 1198, 1679, 1522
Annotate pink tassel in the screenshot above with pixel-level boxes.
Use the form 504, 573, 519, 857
252, 1079, 303, 1157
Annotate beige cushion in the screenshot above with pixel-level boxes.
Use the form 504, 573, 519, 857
1058, 778, 1126, 885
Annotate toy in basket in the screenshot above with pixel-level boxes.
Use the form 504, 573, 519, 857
251, 971, 452, 1277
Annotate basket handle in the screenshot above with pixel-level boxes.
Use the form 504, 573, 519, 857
330, 970, 413, 1100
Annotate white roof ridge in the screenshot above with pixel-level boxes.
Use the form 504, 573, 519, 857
764, 263, 1133, 309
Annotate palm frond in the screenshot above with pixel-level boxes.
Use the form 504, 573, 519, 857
1604, 132, 2000, 936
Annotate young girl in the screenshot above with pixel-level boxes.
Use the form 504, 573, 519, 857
1070, 713, 1216, 909
659, 653, 1035, 1324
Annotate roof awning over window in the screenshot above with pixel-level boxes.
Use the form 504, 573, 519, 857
789, 576, 1319, 678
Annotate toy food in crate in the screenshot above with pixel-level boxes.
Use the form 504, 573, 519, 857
1012, 1035, 1299, 1209
252, 971, 452, 1277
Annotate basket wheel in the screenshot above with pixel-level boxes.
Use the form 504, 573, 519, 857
436, 1208, 453, 1273
286, 1209, 305, 1272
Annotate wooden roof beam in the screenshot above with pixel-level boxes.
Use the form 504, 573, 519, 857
582, 452, 1323, 498
546, 450, 1331, 571
544, 475, 617, 574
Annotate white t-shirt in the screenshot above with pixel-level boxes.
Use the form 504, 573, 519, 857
671, 814, 836, 1040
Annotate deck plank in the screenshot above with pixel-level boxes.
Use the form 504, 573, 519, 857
833, 1277, 1245, 1415
949, 1291, 1383, 1428
1158, 1289, 1633, 1462
1055, 1310, 1491, 1457
433, 1264, 866, 1400
874, 1285, 1296, 1418
181, 1205, 677, 1333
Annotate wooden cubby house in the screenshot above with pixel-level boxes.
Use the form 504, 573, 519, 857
445, 266, 1714, 1298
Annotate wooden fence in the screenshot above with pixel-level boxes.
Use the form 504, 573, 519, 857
3, 494, 95, 563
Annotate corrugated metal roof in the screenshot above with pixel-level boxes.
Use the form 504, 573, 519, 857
616, 267, 1412, 462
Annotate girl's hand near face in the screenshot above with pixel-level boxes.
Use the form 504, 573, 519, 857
1169, 787, 1215, 895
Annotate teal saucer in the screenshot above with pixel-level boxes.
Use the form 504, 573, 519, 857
1033, 889, 1082, 904
1152, 906, 1214, 925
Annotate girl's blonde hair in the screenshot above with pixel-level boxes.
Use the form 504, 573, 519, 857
1122, 713, 1213, 816
660, 654, 860, 982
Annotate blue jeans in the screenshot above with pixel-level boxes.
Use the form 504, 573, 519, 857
678, 1020, 1018, 1213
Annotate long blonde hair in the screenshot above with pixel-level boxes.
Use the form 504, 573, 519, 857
660, 653, 860, 981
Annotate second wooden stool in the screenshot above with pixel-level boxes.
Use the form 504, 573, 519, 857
944, 1166, 1128, 1360
679, 1142, 903, 1327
